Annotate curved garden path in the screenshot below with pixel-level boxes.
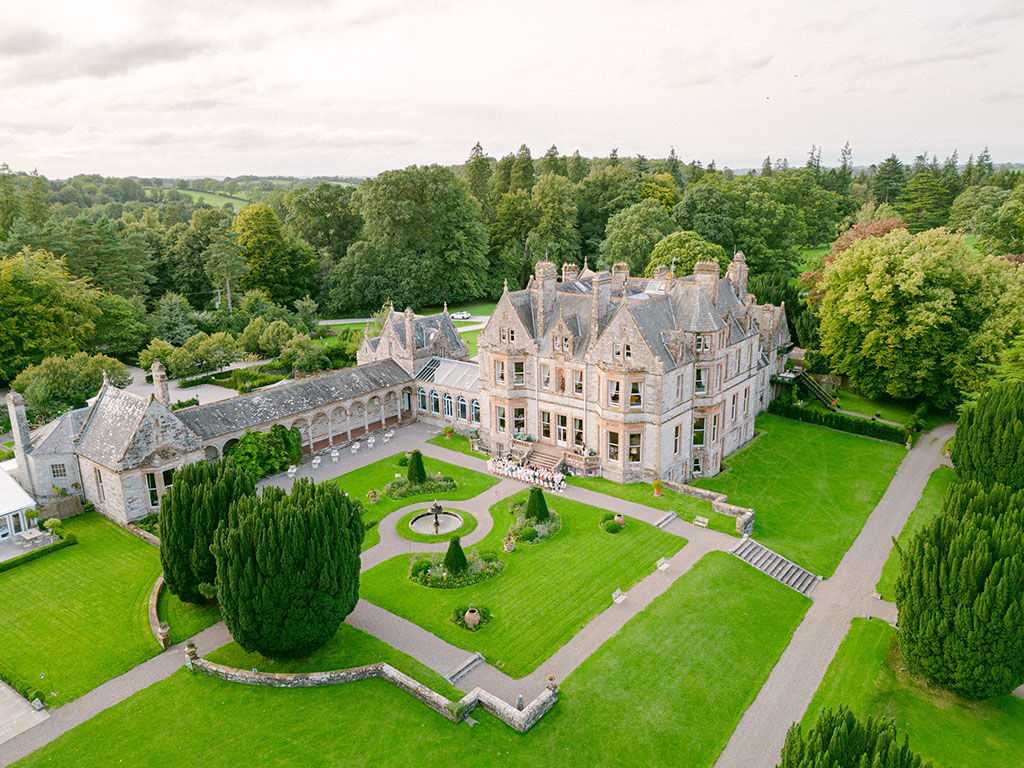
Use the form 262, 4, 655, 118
713, 422, 956, 768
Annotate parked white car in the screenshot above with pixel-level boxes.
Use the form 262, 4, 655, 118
451, 310, 472, 320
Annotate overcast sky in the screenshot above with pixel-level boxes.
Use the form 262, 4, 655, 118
2, 0, 1022, 179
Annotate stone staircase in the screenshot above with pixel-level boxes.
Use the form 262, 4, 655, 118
796, 369, 835, 410
731, 538, 818, 597
527, 442, 564, 471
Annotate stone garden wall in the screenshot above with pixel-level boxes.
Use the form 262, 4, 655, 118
664, 480, 755, 536
186, 651, 558, 732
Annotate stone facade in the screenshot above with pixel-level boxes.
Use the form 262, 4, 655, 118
474, 256, 790, 483
357, 305, 468, 375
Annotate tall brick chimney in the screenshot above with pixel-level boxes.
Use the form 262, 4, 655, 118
151, 362, 170, 407
535, 261, 557, 334
591, 270, 611, 337
693, 260, 720, 306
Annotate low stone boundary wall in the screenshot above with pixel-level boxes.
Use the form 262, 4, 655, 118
663, 481, 755, 536
126, 524, 160, 548
185, 650, 558, 732
148, 574, 170, 649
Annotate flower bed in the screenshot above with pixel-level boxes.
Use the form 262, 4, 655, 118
385, 473, 457, 500
507, 501, 561, 545
409, 549, 503, 589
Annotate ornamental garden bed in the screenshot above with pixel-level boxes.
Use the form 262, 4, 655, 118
409, 547, 504, 589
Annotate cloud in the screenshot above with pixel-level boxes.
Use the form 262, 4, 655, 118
666, 52, 774, 90
970, 0, 1024, 26
0, 26, 61, 57
990, 90, 1024, 102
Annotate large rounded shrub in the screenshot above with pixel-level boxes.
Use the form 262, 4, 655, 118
895, 480, 1024, 699
212, 479, 363, 659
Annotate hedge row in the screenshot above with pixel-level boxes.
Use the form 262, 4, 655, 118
0, 533, 78, 574
0, 660, 48, 705
768, 400, 907, 444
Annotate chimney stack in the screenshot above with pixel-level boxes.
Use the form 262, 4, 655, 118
693, 260, 721, 306
535, 261, 557, 334
611, 262, 630, 291
404, 307, 415, 353
151, 362, 170, 407
726, 252, 748, 304
591, 270, 612, 337
6, 392, 36, 496
561, 262, 579, 283
652, 264, 669, 281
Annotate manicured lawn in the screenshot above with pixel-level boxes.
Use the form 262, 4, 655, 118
157, 590, 222, 646
0, 512, 161, 705
460, 328, 483, 355
418, 300, 497, 317
14, 553, 808, 768
426, 432, 488, 458
808, 387, 948, 432
174, 189, 250, 210
876, 466, 955, 601
802, 618, 1024, 768
694, 414, 904, 576
795, 245, 830, 272
331, 451, 498, 532
565, 476, 740, 536
396, 506, 479, 543
207, 623, 461, 699
360, 490, 685, 677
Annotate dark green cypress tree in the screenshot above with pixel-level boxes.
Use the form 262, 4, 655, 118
951, 382, 1024, 492
525, 486, 550, 521
159, 460, 256, 604
895, 480, 1024, 698
212, 478, 363, 659
407, 449, 427, 485
778, 706, 933, 768
444, 535, 467, 574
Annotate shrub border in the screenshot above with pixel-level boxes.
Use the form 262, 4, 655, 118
0, 533, 77, 574
767, 400, 907, 444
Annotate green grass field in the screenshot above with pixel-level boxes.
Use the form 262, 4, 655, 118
0, 513, 161, 704
876, 466, 955, 601
794, 245, 830, 272
360, 489, 685, 677
419, 300, 497, 317
565, 476, 740, 536
14, 553, 807, 768
157, 590, 222, 646
426, 432, 488, 458
460, 328, 483, 355
802, 618, 1024, 768
694, 414, 904, 576
174, 189, 251, 211
332, 451, 498, 530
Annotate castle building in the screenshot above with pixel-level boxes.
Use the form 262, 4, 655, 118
5, 255, 788, 527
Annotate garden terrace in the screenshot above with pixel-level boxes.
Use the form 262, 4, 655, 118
0, 512, 161, 705
359, 489, 686, 677
694, 414, 905, 576
802, 618, 1024, 768
10, 553, 808, 768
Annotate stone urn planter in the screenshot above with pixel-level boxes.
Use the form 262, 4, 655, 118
652, 481, 663, 497
614, 513, 625, 526
503, 537, 515, 553
445, 426, 454, 439
464, 608, 481, 629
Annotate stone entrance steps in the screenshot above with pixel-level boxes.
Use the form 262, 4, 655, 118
448, 652, 486, 684
731, 538, 818, 597
527, 443, 564, 471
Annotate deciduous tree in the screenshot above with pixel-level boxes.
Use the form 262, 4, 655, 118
645, 231, 729, 277
600, 198, 677, 274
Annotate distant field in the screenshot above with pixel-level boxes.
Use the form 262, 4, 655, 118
794, 245, 829, 272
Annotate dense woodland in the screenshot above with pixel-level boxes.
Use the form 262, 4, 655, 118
1, 144, 1022, 421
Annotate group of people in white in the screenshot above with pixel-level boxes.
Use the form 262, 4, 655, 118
487, 456, 567, 491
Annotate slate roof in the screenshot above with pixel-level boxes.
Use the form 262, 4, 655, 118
175, 359, 411, 439
29, 406, 89, 456
75, 387, 151, 467
387, 312, 466, 353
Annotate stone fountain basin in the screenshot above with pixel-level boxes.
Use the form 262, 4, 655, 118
409, 510, 464, 536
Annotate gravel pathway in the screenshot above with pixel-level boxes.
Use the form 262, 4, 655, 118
713, 423, 956, 768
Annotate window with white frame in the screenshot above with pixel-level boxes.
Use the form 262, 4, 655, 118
418, 388, 427, 410
509, 329, 516, 342
693, 417, 706, 446
50, 464, 67, 479
553, 336, 562, 351
430, 391, 440, 414
146, 472, 159, 507
572, 369, 583, 395
443, 393, 453, 417
95, 468, 105, 502
692, 456, 703, 475
613, 343, 622, 358
470, 399, 480, 423
500, 328, 507, 342
541, 364, 551, 389
162, 468, 174, 495
712, 414, 719, 442
629, 381, 643, 410
494, 359, 505, 384
513, 361, 525, 385
743, 387, 750, 414
731, 393, 738, 421
495, 406, 506, 432
541, 411, 551, 439
628, 433, 641, 463
608, 379, 620, 407
556, 414, 568, 445
695, 334, 711, 352
513, 407, 526, 433
624, 343, 632, 360
607, 430, 620, 460
457, 397, 468, 420
676, 374, 683, 401
673, 425, 680, 455
695, 368, 708, 394
573, 417, 583, 447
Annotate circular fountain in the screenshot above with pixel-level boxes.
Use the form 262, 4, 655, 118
409, 501, 464, 536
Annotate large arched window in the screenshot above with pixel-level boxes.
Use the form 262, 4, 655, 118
470, 399, 481, 424
443, 393, 454, 417
430, 390, 441, 414
457, 396, 468, 421
418, 388, 427, 410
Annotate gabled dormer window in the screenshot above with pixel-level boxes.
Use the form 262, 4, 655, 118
554, 336, 562, 351
563, 336, 571, 352
624, 344, 632, 360
509, 329, 516, 342
500, 328, 507, 342
613, 343, 622, 358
